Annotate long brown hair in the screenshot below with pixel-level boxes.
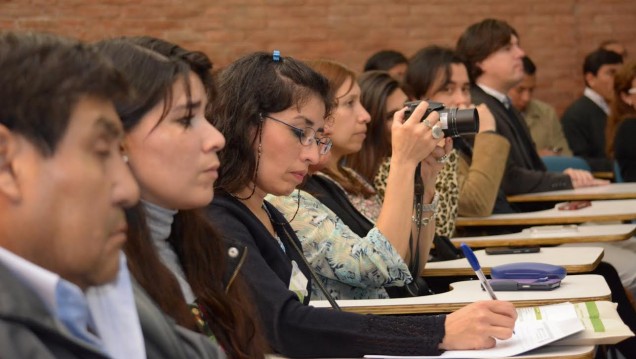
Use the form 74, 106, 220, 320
606, 61, 636, 158
307, 59, 375, 197
346, 70, 399, 183
96, 38, 267, 359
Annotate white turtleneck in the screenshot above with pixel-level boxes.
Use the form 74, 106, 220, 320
142, 200, 196, 303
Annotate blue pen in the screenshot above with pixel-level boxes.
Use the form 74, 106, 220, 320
460, 243, 498, 300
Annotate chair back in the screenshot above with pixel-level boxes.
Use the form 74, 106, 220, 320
542, 156, 591, 173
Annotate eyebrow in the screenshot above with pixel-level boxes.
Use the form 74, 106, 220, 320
297, 116, 326, 133
94, 117, 123, 141
170, 100, 203, 114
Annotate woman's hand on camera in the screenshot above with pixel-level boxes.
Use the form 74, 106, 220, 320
440, 300, 517, 351
420, 138, 452, 187
391, 101, 444, 168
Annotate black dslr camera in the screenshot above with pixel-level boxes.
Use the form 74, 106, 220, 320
404, 100, 479, 138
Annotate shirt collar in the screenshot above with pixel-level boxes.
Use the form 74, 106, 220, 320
0, 245, 60, 313
0, 246, 103, 350
477, 83, 509, 105
584, 87, 610, 115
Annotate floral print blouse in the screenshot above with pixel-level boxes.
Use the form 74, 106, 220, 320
266, 189, 412, 300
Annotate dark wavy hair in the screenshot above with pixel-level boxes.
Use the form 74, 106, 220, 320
213, 52, 333, 194
456, 18, 518, 83
405, 45, 464, 100
95, 38, 267, 359
363, 50, 408, 72
0, 31, 129, 156
346, 70, 400, 183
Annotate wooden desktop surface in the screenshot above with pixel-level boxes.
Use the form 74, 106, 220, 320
268, 345, 595, 359
509, 345, 594, 359
451, 224, 636, 247
507, 182, 636, 203
456, 199, 636, 227
310, 274, 610, 315
422, 247, 603, 277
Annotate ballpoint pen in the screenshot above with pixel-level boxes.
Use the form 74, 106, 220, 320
460, 243, 498, 300
461, 243, 516, 335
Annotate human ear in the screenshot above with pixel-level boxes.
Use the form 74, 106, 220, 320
584, 72, 596, 88
0, 125, 22, 202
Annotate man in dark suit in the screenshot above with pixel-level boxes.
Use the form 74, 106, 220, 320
456, 19, 605, 196
561, 49, 623, 171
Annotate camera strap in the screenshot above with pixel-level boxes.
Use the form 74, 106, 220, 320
411, 163, 424, 276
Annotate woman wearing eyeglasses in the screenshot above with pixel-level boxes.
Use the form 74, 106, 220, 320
207, 51, 516, 357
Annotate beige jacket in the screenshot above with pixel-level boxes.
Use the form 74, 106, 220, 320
457, 132, 511, 217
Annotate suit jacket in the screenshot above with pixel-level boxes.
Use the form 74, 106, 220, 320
471, 86, 572, 195
0, 260, 224, 359
561, 96, 612, 171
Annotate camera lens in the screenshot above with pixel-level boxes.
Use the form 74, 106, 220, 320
439, 108, 479, 137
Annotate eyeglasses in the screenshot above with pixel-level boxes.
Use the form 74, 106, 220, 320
261, 114, 333, 155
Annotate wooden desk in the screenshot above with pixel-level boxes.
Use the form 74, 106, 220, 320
507, 183, 636, 203
268, 345, 595, 359
456, 199, 636, 227
422, 247, 603, 277
451, 224, 636, 247
504, 345, 594, 359
310, 274, 610, 315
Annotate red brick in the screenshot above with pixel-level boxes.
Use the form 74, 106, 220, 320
1, 0, 635, 113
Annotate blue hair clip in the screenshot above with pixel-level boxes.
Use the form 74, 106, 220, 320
272, 50, 281, 62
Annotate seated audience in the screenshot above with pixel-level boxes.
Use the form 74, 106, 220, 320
208, 51, 517, 358
269, 60, 446, 299
509, 56, 572, 157
561, 48, 623, 171
607, 61, 636, 182
456, 18, 605, 196
363, 49, 408, 82
95, 37, 267, 359
0, 31, 223, 359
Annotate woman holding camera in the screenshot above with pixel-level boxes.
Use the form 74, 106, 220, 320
268, 59, 450, 299
208, 51, 516, 357
349, 48, 509, 240
404, 45, 513, 218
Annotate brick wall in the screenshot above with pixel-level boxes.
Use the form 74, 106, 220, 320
1, 0, 635, 114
